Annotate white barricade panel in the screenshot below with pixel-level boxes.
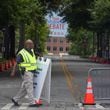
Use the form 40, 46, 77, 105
41, 59, 51, 103
33, 57, 51, 103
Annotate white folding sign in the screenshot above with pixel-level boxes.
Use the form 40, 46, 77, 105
33, 57, 51, 103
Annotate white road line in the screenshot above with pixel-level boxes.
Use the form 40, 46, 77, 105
55, 108, 65, 110
95, 104, 105, 109
78, 103, 85, 110
1, 103, 13, 110
18, 103, 29, 110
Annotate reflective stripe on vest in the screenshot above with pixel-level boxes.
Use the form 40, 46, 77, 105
18, 49, 37, 71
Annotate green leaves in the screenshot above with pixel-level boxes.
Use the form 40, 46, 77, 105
59, 0, 94, 31
91, 0, 110, 31
68, 28, 93, 56
0, 0, 50, 52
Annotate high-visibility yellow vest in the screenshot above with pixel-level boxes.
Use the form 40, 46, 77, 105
18, 48, 37, 71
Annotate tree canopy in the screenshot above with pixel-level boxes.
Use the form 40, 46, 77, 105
52, 0, 110, 57
91, 0, 110, 31
0, 0, 51, 59
0, 0, 110, 58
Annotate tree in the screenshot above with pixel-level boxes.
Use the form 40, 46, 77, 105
0, 0, 19, 59
0, 0, 50, 59
91, 0, 110, 31
45, 0, 110, 58
68, 28, 93, 56
59, 0, 94, 30
14, 0, 47, 51
90, 0, 110, 58
25, 21, 49, 54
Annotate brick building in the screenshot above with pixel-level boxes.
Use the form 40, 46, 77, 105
46, 37, 70, 55
46, 13, 70, 55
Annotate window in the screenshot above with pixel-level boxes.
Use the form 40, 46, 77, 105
60, 39, 63, 43
53, 38, 57, 42
59, 47, 63, 51
66, 40, 69, 43
53, 47, 57, 51
47, 38, 51, 42
47, 46, 51, 51
66, 47, 69, 51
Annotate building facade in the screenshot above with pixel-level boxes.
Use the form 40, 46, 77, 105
46, 13, 70, 55
46, 37, 70, 55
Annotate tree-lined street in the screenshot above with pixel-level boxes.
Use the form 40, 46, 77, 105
0, 56, 110, 110
0, 0, 110, 110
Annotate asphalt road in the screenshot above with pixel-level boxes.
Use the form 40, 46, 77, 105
0, 56, 110, 110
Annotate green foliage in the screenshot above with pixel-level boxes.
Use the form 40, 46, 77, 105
25, 22, 49, 52
0, 0, 18, 28
59, 0, 94, 30
57, 0, 110, 32
1, 0, 110, 55
39, 0, 63, 12
0, 0, 50, 53
91, 0, 110, 31
68, 28, 93, 56
0, 0, 47, 26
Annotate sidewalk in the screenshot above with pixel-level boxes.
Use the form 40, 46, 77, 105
45, 55, 92, 62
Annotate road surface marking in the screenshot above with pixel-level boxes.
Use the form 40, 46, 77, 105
95, 104, 105, 109
60, 60, 74, 98
78, 103, 85, 110
60, 59, 76, 96
61, 59, 73, 81
1, 103, 13, 110
18, 103, 29, 110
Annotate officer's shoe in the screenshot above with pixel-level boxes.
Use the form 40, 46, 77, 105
36, 100, 43, 106
11, 98, 20, 106
29, 104, 40, 107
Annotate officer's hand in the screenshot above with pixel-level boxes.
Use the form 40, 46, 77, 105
10, 63, 17, 77
10, 72, 15, 77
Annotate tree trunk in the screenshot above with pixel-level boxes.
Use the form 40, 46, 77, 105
106, 31, 109, 60
3, 26, 10, 59
34, 23, 40, 54
18, 22, 25, 52
92, 32, 95, 56
9, 25, 15, 58
97, 32, 102, 57
108, 32, 110, 60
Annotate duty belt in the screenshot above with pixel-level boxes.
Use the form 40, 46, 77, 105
27, 70, 37, 73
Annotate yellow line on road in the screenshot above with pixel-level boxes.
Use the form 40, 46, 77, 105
60, 59, 75, 98
60, 58, 82, 102
62, 61, 73, 81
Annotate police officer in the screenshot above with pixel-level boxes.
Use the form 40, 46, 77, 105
11, 39, 39, 107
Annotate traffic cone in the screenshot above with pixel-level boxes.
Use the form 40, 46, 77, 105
11, 59, 16, 66
83, 76, 95, 105
0, 63, 2, 72
10, 60, 12, 67
2, 63, 5, 71
8, 60, 12, 68
0, 63, 4, 72
4, 61, 9, 70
